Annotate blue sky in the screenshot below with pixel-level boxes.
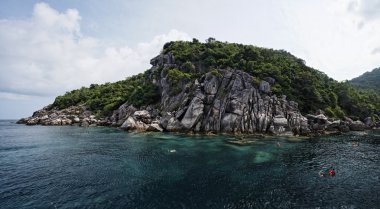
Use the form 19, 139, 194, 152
1, 0, 380, 119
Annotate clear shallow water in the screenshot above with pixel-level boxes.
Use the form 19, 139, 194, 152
0, 120, 379, 209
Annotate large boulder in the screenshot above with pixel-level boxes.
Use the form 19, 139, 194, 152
349, 121, 365, 131
181, 97, 204, 129
150, 53, 175, 67
363, 117, 374, 128
146, 123, 164, 132
259, 80, 271, 94
327, 120, 341, 131
61, 119, 72, 125
16, 118, 28, 124
339, 124, 350, 132
40, 115, 49, 120
26, 118, 38, 125
110, 104, 137, 126
133, 110, 152, 124
121, 117, 137, 130
51, 119, 62, 126
81, 120, 89, 127
272, 115, 288, 134
315, 114, 328, 122
166, 117, 184, 132
135, 121, 149, 131
73, 117, 80, 123
273, 115, 288, 127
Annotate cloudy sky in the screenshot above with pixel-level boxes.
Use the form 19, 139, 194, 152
0, 0, 380, 119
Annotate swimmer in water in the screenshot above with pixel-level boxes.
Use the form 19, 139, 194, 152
319, 163, 335, 177
329, 169, 335, 176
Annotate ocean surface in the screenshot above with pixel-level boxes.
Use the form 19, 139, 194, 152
0, 120, 379, 209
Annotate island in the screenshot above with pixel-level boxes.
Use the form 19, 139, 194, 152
18, 39, 380, 136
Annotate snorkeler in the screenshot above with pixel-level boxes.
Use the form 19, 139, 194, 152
319, 163, 335, 177
329, 169, 335, 176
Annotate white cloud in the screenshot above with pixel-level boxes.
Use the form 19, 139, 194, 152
348, 0, 380, 21
277, 0, 380, 80
372, 47, 380, 55
0, 2, 190, 99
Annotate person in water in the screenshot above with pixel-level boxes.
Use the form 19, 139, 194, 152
329, 169, 335, 176
319, 163, 335, 177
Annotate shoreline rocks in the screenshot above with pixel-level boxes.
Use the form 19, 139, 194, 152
17, 56, 380, 136
17, 105, 106, 127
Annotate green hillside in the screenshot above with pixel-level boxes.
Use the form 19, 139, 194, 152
51, 39, 380, 120
349, 67, 380, 94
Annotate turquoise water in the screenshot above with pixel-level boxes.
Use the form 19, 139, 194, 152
0, 120, 379, 208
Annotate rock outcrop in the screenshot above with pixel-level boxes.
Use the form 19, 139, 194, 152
17, 105, 106, 127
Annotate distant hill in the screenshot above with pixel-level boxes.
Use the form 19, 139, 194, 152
349, 67, 380, 94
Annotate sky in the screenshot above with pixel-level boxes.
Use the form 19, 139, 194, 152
0, 0, 380, 119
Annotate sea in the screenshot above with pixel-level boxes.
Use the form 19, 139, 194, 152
0, 120, 379, 209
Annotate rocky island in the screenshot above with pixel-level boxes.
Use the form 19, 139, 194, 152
18, 39, 380, 136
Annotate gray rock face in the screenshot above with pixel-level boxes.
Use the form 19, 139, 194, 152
150, 53, 175, 68
181, 96, 204, 129
147, 68, 309, 135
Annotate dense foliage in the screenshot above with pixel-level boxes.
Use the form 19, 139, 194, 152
349, 67, 380, 94
52, 72, 160, 117
163, 39, 380, 119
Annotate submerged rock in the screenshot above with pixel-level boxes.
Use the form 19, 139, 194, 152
254, 151, 273, 163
